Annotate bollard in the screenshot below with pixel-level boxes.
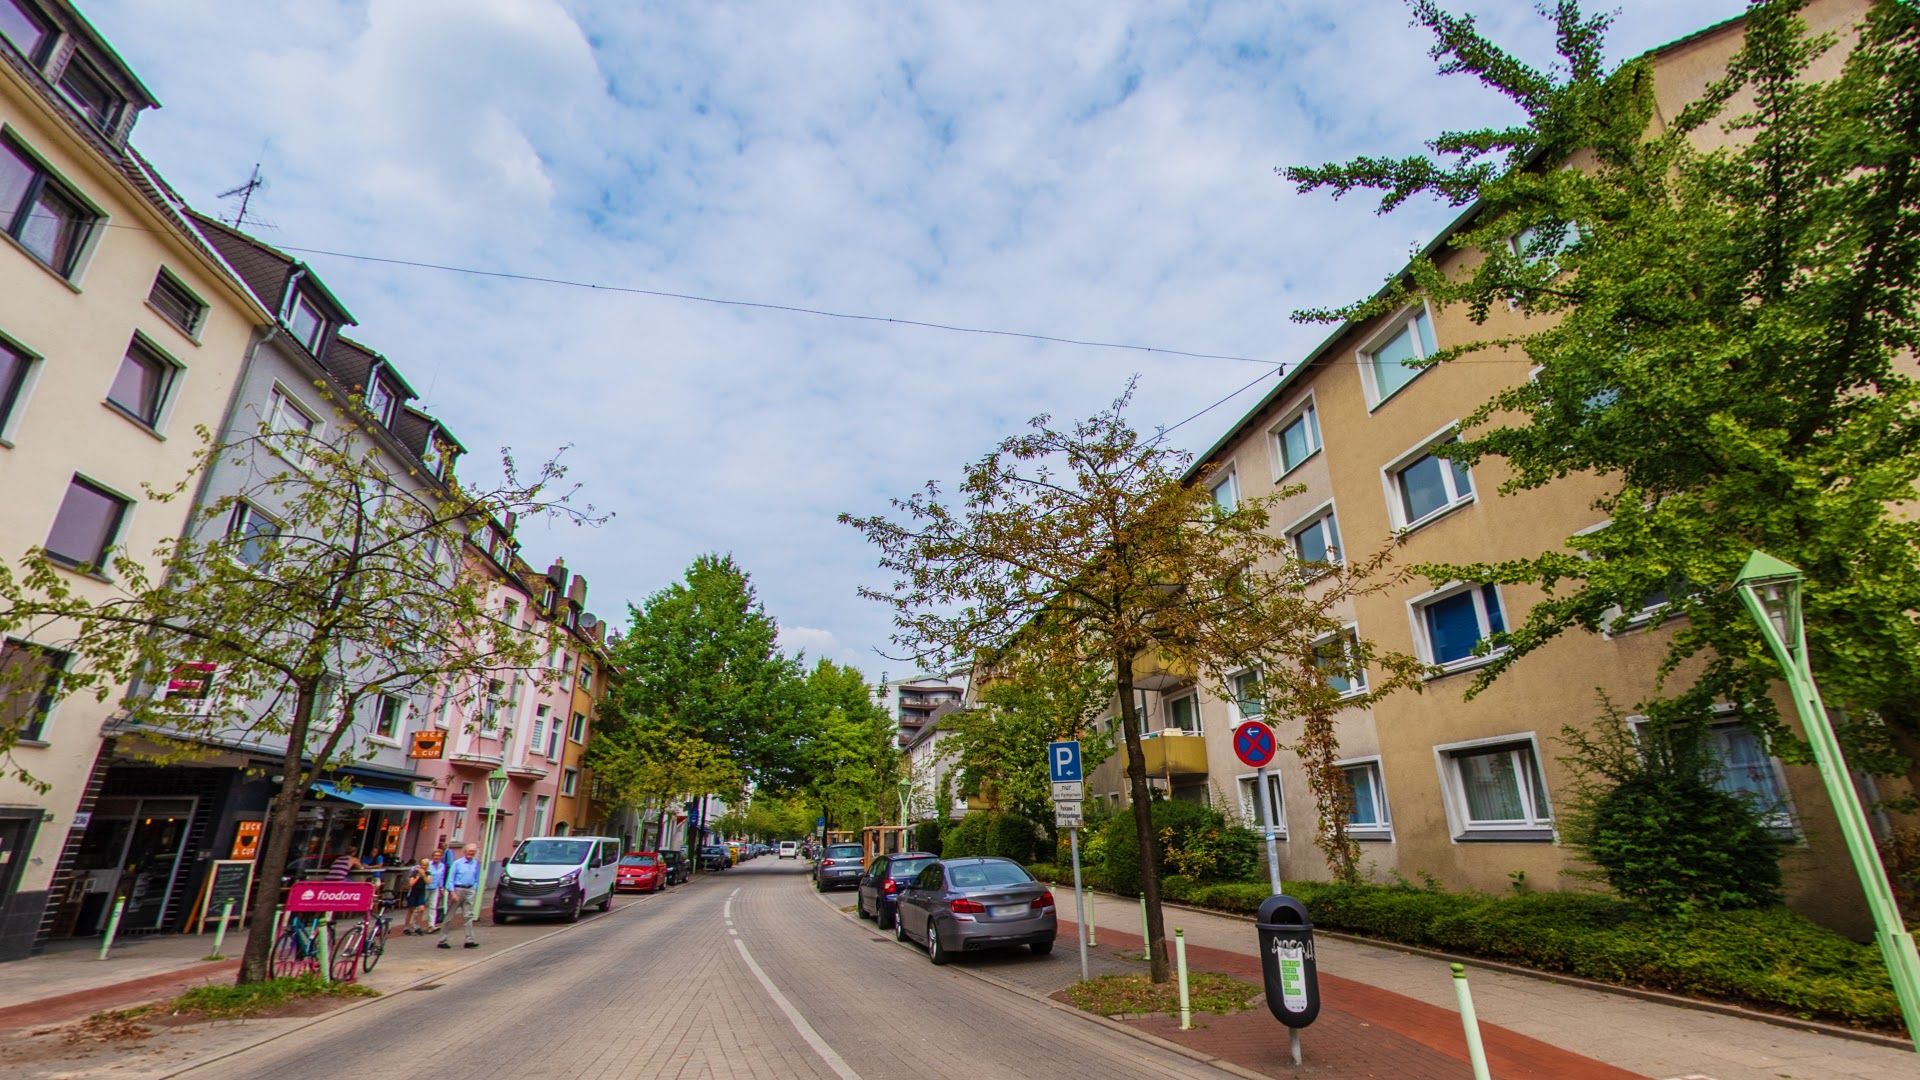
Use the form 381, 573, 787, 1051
1175, 929, 1192, 1031
97, 898, 126, 961
209, 899, 235, 959
1451, 963, 1492, 1080
1140, 895, 1150, 960
1086, 888, 1096, 946
318, 914, 333, 985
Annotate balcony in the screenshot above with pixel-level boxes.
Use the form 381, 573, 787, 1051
1128, 729, 1208, 779
1131, 651, 1195, 691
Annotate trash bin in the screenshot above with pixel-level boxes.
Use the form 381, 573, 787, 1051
1255, 894, 1320, 1028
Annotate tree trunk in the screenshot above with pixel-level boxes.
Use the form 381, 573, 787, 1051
1116, 652, 1169, 982
238, 684, 315, 983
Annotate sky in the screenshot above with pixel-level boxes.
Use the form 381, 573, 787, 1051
87, 0, 1747, 676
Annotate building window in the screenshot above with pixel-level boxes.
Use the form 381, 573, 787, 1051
1443, 740, 1552, 838
576, 662, 592, 690
365, 377, 395, 426
314, 673, 343, 728
546, 720, 561, 759
0, 1, 51, 64
1210, 470, 1238, 514
226, 501, 278, 566
287, 293, 327, 353
534, 794, 551, 835
1342, 761, 1389, 833
373, 695, 404, 740
561, 768, 580, 797
148, 270, 206, 337
1273, 402, 1320, 475
1415, 584, 1506, 670
1229, 669, 1261, 718
1165, 692, 1199, 734
1390, 442, 1473, 529
1, 638, 66, 741
1312, 627, 1367, 697
1288, 508, 1342, 572
531, 705, 549, 755
105, 339, 174, 428
1510, 222, 1573, 267
568, 712, 586, 743
266, 387, 320, 466
0, 335, 32, 436
1, 138, 97, 277
1237, 773, 1284, 834
1706, 723, 1792, 827
45, 476, 129, 570
58, 56, 123, 134
1361, 303, 1438, 405
420, 438, 443, 478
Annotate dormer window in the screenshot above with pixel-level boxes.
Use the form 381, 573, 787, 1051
0, 1, 50, 66
365, 377, 395, 426
286, 293, 327, 353
59, 57, 123, 135
420, 438, 444, 478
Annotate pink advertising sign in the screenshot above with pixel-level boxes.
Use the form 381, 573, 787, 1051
285, 881, 376, 913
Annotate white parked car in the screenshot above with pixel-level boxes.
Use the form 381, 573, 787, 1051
778, 841, 799, 859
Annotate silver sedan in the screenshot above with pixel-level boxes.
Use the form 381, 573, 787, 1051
894, 857, 1056, 964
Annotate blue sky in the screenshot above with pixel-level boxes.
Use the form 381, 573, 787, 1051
88, 0, 1746, 674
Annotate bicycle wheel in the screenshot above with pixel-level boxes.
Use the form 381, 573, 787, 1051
361, 919, 388, 972
269, 929, 309, 979
330, 924, 363, 983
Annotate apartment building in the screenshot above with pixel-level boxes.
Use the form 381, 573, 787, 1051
1088, 0, 1890, 934
0, 0, 278, 960
877, 671, 967, 748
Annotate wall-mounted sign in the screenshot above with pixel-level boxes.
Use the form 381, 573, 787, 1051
165, 661, 218, 701
230, 820, 263, 860
449, 791, 469, 808
409, 729, 446, 759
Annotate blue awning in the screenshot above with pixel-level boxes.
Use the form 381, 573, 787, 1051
311, 781, 457, 812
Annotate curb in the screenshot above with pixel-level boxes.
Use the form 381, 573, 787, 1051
1130, 891, 1913, 1052
809, 886, 1258, 1080
0, 958, 241, 1032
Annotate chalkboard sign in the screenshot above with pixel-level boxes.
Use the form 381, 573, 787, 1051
197, 860, 254, 933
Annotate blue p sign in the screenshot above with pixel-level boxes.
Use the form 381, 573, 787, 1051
1048, 740, 1083, 783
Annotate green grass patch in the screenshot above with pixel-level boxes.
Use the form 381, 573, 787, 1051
168, 975, 378, 1020
1064, 972, 1260, 1019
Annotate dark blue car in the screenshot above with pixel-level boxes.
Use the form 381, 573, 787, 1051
855, 851, 938, 928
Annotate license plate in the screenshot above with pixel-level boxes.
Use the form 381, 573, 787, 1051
514, 899, 540, 907
990, 905, 1021, 917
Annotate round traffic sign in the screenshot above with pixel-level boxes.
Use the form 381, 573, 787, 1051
1233, 719, 1277, 769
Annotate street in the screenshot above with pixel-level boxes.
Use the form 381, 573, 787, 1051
173, 858, 1226, 1080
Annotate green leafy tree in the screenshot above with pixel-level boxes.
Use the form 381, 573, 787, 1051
585, 723, 742, 855
788, 658, 901, 830
843, 384, 1416, 982
1285, 1, 1920, 800
945, 660, 1114, 827
0, 407, 594, 983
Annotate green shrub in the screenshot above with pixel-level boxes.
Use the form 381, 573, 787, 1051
942, 811, 1043, 863
913, 819, 943, 855
1102, 800, 1240, 895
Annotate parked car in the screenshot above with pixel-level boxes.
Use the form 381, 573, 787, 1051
659, 849, 690, 885
493, 835, 621, 924
855, 851, 938, 929
615, 851, 666, 893
698, 844, 731, 871
813, 842, 866, 891
894, 857, 1055, 964
778, 841, 799, 859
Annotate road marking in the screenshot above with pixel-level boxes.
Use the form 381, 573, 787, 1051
733, 937, 862, 1080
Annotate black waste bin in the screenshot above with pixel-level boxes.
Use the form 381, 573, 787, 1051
1255, 894, 1319, 1028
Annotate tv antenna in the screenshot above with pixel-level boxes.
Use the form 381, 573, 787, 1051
218, 159, 272, 230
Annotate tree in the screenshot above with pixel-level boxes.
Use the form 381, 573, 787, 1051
585, 721, 742, 855
0, 405, 595, 982
945, 659, 1115, 828
842, 384, 1415, 981
1285, 1, 1920, 798
787, 658, 900, 831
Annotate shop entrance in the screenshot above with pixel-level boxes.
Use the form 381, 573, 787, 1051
69, 797, 197, 934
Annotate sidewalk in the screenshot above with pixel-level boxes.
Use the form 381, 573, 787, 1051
1049, 888, 1917, 1080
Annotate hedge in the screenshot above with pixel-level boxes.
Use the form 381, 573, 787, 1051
942, 812, 1044, 864
1018, 869, 1900, 1027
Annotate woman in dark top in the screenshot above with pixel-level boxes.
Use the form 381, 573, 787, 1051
402, 860, 430, 935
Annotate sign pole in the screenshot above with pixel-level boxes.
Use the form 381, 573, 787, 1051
1257, 764, 1282, 895
1070, 825, 1088, 982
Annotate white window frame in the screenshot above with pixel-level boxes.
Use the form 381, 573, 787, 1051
1434, 733, 1554, 841
1162, 690, 1201, 735
1227, 667, 1262, 721
1209, 466, 1239, 514
561, 768, 580, 797
1235, 771, 1286, 837
0, 329, 43, 446
365, 376, 396, 426
266, 383, 323, 468
1312, 624, 1368, 699
1337, 756, 1391, 837
370, 694, 404, 744
225, 500, 279, 568
1630, 712, 1798, 834
1381, 424, 1474, 532
1269, 394, 1322, 479
286, 292, 327, 353
1357, 300, 1438, 410
531, 704, 550, 757
568, 712, 587, 743
1408, 580, 1508, 675
1284, 500, 1343, 575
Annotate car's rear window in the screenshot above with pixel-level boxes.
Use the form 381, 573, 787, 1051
947, 861, 1033, 888
889, 857, 934, 879
619, 856, 657, 867
826, 844, 863, 859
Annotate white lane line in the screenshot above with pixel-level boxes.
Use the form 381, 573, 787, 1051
733, 937, 862, 1080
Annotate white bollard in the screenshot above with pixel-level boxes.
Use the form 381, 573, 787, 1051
97, 898, 126, 961
1451, 963, 1492, 1080
1140, 895, 1150, 961
1175, 929, 1192, 1030
317, 914, 333, 985
1086, 888, 1097, 946
209, 899, 235, 959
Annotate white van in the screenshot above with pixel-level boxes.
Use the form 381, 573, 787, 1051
492, 835, 621, 923
779, 841, 799, 859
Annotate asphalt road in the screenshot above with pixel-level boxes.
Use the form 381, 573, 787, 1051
172, 857, 1228, 1079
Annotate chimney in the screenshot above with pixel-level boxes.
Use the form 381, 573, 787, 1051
567, 573, 588, 606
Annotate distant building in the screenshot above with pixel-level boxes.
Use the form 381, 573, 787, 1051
875, 670, 968, 747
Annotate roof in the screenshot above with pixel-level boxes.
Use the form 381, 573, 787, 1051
185, 211, 357, 324
46, 0, 160, 107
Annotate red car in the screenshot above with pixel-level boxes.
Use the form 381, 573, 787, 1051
615, 851, 667, 893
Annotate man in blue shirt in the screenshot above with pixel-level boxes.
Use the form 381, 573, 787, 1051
437, 843, 481, 949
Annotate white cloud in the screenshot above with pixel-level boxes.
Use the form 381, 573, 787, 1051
88, 0, 1750, 671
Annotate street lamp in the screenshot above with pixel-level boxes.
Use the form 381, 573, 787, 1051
897, 777, 913, 828
477, 766, 510, 916
1735, 550, 1920, 1052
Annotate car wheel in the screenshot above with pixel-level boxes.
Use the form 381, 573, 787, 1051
877, 905, 894, 931
1030, 940, 1054, 956
894, 910, 911, 942
565, 896, 583, 923
857, 894, 871, 919
927, 922, 949, 966
599, 890, 613, 912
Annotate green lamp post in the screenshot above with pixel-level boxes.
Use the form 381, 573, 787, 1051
476, 766, 510, 916
1735, 550, 1920, 1051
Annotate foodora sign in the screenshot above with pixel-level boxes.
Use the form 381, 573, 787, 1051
285, 881, 376, 913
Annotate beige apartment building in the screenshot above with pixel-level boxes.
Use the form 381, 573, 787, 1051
0, 0, 272, 958
1087, 0, 1895, 935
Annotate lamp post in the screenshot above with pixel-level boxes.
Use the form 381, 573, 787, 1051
1735, 550, 1920, 1052
477, 766, 510, 916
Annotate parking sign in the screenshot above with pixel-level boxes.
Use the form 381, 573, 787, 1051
1047, 740, 1082, 783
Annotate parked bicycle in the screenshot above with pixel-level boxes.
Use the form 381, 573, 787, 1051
334, 897, 396, 976
268, 911, 358, 980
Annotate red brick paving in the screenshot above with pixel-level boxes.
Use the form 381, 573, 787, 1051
0, 959, 239, 1034
1059, 919, 1646, 1079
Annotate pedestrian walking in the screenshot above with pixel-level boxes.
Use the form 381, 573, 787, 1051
402, 860, 431, 935
423, 845, 447, 931
437, 843, 481, 949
